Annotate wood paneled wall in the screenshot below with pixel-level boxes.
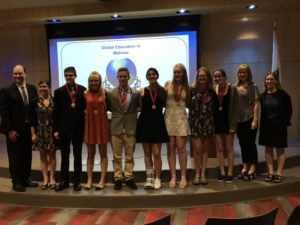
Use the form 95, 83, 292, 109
0, 10, 299, 140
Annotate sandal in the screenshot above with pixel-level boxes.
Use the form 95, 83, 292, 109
41, 183, 49, 190
243, 172, 256, 181
237, 171, 247, 180
265, 173, 275, 182
192, 177, 200, 185
274, 175, 283, 183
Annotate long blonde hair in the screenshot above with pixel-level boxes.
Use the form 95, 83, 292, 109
172, 63, 190, 99
88, 71, 105, 98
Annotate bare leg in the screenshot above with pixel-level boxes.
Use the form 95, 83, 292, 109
98, 144, 108, 187
265, 147, 274, 175
201, 138, 209, 180
225, 133, 235, 176
152, 143, 162, 179
276, 148, 285, 176
143, 143, 153, 170
215, 134, 225, 176
176, 136, 187, 188
48, 150, 56, 185
85, 144, 96, 188
167, 136, 177, 187
40, 150, 49, 185
192, 137, 202, 179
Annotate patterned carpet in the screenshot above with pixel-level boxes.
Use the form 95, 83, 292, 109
0, 194, 299, 225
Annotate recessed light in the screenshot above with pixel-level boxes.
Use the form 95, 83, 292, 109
47, 19, 61, 23
176, 9, 190, 14
111, 14, 121, 19
246, 4, 258, 10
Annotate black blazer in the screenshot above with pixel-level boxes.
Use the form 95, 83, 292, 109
0, 83, 38, 134
53, 84, 86, 137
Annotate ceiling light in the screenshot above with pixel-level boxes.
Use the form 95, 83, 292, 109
111, 14, 121, 19
246, 4, 258, 10
176, 9, 190, 15
47, 19, 60, 23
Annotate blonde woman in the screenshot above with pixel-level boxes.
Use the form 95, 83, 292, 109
84, 71, 110, 190
235, 64, 259, 181
164, 63, 190, 188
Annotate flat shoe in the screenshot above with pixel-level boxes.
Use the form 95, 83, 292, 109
49, 183, 56, 189
192, 177, 200, 185
95, 185, 106, 190
200, 177, 208, 185
84, 185, 93, 190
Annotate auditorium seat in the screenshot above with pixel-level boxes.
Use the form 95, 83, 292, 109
204, 207, 278, 225
287, 205, 300, 225
144, 215, 171, 225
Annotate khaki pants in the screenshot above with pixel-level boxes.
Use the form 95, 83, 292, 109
111, 134, 135, 181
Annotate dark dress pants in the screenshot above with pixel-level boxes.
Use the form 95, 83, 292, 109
236, 118, 258, 165
59, 134, 83, 184
6, 124, 32, 185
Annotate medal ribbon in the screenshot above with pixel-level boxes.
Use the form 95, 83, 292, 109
149, 87, 157, 107
201, 90, 208, 106
119, 88, 128, 111
217, 84, 227, 109
66, 84, 77, 106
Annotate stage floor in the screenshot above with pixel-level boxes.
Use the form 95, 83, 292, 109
1, 139, 300, 172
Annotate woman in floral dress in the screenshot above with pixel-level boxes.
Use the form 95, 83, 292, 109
30, 80, 56, 190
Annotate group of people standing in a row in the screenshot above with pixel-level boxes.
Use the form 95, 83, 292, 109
0, 63, 292, 193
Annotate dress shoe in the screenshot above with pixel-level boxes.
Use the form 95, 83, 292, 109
55, 182, 70, 192
125, 179, 138, 190
73, 183, 82, 191
114, 180, 123, 190
24, 180, 39, 188
13, 183, 26, 192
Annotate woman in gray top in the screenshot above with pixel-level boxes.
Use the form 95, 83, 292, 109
235, 64, 259, 181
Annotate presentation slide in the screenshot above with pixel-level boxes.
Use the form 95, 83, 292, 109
49, 31, 197, 91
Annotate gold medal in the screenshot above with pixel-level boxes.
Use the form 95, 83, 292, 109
152, 105, 156, 110
219, 106, 222, 111
71, 103, 76, 108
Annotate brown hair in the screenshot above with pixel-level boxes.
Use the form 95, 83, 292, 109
193, 67, 213, 90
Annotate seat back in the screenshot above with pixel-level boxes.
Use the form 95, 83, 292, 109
288, 205, 300, 225
144, 215, 171, 225
205, 207, 278, 225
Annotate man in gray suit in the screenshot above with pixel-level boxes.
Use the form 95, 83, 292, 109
106, 67, 141, 190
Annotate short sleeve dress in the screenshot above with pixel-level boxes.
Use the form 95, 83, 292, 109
32, 97, 55, 151
84, 91, 110, 144
164, 83, 190, 136
136, 86, 169, 143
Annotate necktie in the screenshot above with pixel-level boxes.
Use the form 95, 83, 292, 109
20, 86, 29, 105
